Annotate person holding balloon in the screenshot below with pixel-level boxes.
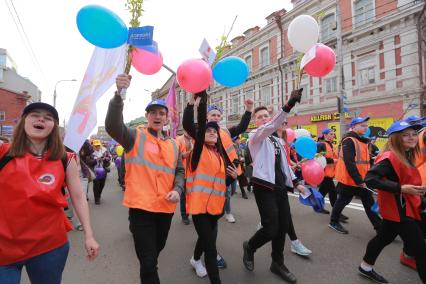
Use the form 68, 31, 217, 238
105, 74, 185, 284
359, 121, 426, 284
242, 89, 308, 284
329, 117, 382, 234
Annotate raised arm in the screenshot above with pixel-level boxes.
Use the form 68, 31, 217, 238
228, 99, 254, 137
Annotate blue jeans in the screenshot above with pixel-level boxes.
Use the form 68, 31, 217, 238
0, 242, 69, 284
224, 181, 236, 214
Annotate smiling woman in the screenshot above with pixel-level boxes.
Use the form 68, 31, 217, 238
0, 102, 99, 284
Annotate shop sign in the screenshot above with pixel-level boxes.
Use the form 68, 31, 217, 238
311, 112, 351, 122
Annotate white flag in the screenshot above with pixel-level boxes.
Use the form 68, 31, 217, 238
199, 38, 216, 66
64, 45, 126, 152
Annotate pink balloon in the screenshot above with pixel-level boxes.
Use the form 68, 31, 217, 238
177, 59, 212, 94
304, 44, 336, 77
131, 48, 163, 75
301, 160, 325, 186
286, 128, 296, 143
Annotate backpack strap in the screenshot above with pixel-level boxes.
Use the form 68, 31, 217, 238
0, 151, 12, 171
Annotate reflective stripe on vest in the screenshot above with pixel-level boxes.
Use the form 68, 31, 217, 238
126, 132, 178, 174
324, 142, 336, 178
219, 128, 242, 175
187, 185, 226, 197
352, 138, 369, 165
186, 173, 226, 185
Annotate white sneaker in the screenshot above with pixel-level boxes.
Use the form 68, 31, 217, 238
291, 240, 312, 256
225, 213, 236, 223
190, 256, 207, 278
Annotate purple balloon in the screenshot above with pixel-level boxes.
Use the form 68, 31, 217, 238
115, 157, 122, 168
95, 166, 106, 179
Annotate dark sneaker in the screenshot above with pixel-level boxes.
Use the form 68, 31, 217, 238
358, 266, 388, 283
340, 214, 349, 221
242, 193, 248, 199
182, 218, 190, 225
243, 241, 254, 271
328, 222, 349, 234
339, 215, 348, 223
318, 208, 330, 214
217, 254, 227, 269
270, 261, 297, 283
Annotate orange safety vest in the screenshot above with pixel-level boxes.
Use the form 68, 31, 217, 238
176, 135, 193, 173
0, 145, 72, 265
186, 146, 226, 215
415, 129, 426, 186
124, 128, 179, 213
323, 141, 337, 178
375, 151, 422, 222
220, 128, 242, 176
335, 137, 370, 186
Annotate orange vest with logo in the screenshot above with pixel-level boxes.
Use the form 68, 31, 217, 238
220, 128, 242, 175
335, 137, 370, 186
375, 151, 422, 222
0, 144, 72, 265
186, 146, 226, 215
323, 141, 337, 178
124, 128, 179, 213
415, 129, 426, 186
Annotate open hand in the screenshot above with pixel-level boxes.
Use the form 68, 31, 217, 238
226, 165, 238, 179
401, 185, 426, 196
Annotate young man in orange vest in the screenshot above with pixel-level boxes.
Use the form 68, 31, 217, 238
176, 130, 193, 225
329, 117, 382, 234
184, 97, 253, 269
106, 74, 185, 284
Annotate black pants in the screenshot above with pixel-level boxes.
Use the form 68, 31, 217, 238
363, 219, 426, 283
287, 213, 297, 241
330, 183, 382, 230
318, 177, 337, 207
248, 185, 290, 265
237, 175, 248, 196
180, 184, 188, 219
192, 214, 221, 284
129, 208, 174, 284
117, 166, 124, 187
93, 177, 106, 201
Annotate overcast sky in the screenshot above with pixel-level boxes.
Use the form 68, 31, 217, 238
1, 0, 293, 128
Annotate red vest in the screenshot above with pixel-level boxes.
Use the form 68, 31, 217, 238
0, 144, 72, 265
375, 151, 422, 222
415, 129, 426, 186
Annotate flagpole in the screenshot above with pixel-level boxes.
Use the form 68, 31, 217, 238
162, 64, 176, 75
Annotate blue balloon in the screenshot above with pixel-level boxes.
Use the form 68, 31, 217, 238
294, 136, 317, 159
363, 127, 371, 138
77, 5, 128, 48
213, 56, 249, 87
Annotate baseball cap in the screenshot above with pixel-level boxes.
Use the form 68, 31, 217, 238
386, 120, 422, 136
145, 99, 168, 112
22, 102, 59, 122
322, 128, 333, 135
207, 105, 223, 114
205, 121, 220, 132
405, 115, 424, 124
92, 140, 102, 146
350, 116, 370, 127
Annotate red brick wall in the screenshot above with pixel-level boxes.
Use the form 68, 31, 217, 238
0, 88, 28, 129
270, 35, 278, 64
340, 0, 353, 33
375, 0, 397, 20
283, 30, 293, 58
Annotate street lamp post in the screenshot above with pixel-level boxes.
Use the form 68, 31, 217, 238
53, 79, 77, 108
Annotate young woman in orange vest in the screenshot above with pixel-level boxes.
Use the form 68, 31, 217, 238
329, 117, 382, 234
358, 121, 426, 284
0, 102, 99, 284
183, 93, 253, 268
242, 90, 308, 284
106, 74, 185, 284
316, 128, 348, 221
182, 91, 237, 284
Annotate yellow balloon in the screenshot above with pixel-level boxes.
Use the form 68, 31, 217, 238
116, 145, 124, 156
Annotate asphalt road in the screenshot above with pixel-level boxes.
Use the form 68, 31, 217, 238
23, 168, 422, 284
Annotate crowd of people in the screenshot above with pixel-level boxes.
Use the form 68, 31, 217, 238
0, 73, 425, 284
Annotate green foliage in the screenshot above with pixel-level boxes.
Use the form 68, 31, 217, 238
314, 10, 326, 21
125, 0, 144, 27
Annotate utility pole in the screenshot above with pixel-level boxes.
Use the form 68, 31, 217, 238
336, 0, 346, 141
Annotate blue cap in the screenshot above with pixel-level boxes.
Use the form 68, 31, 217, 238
207, 105, 223, 114
386, 120, 422, 136
350, 116, 370, 127
405, 115, 424, 124
322, 128, 333, 135
145, 99, 168, 112
298, 188, 325, 213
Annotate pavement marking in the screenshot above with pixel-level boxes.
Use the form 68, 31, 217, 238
288, 193, 366, 211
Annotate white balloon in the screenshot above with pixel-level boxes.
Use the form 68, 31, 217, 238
315, 156, 327, 169
288, 15, 319, 53
295, 128, 311, 139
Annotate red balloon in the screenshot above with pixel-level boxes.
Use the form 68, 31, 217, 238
301, 160, 325, 186
304, 44, 336, 77
177, 59, 212, 94
286, 128, 296, 143
131, 48, 163, 75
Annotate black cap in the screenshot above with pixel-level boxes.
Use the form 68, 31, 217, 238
22, 102, 59, 122
205, 121, 220, 132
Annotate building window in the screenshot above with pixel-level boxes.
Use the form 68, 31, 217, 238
245, 55, 252, 70
260, 47, 269, 68
321, 14, 336, 42
324, 77, 337, 93
0, 111, 5, 121
261, 85, 272, 105
354, 0, 374, 28
359, 66, 375, 86
232, 96, 239, 114
300, 84, 308, 101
